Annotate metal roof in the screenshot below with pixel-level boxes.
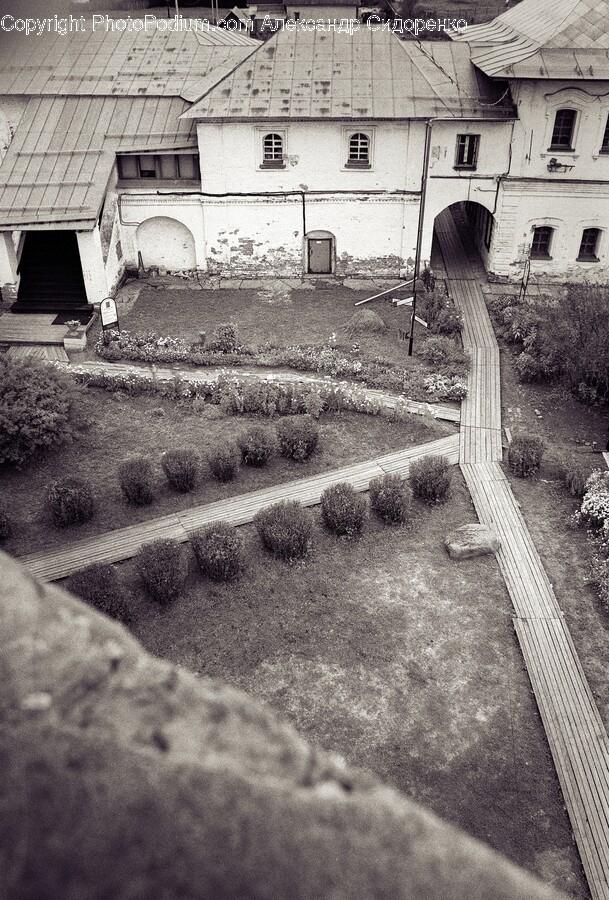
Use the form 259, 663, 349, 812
452, 0, 609, 78
182, 28, 516, 120
0, 18, 258, 102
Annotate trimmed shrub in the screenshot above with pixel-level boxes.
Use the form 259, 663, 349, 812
67, 563, 132, 624
0, 356, 88, 468
212, 322, 239, 352
276, 414, 320, 462
191, 522, 243, 581
321, 482, 367, 536
254, 500, 313, 561
564, 465, 588, 499
507, 435, 545, 478
118, 456, 155, 505
369, 474, 412, 524
410, 455, 452, 504
46, 477, 95, 527
161, 448, 200, 493
135, 538, 185, 604
208, 442, 240, 482
0, 507, 12, 542
238, 425, 276, 467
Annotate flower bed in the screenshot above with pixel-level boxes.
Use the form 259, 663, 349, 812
574, 469, 609, 606
94, 330, 468, 402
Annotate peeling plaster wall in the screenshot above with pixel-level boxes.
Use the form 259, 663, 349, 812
202, 195, 419, 277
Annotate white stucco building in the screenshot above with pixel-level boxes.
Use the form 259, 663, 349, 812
0, 0, 608, 312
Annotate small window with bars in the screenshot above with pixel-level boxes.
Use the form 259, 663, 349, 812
261, 133, 285, 168
549, 109, 576, 151
346, 133, 371, 168
577, 228, 601, 261
530, 226, 554, 259
454, 134, 479, 169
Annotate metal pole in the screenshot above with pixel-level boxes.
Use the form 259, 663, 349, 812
408, 119, 434, 357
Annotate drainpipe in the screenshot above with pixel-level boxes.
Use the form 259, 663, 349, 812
409, 118, 433, 357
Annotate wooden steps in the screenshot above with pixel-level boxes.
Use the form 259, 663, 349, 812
19, 433, 460, 583
0, 313, 67, 346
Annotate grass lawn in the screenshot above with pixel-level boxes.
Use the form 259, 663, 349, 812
84, 282, 435, 371
115, 472, 585, 897
1, 386, 452, 558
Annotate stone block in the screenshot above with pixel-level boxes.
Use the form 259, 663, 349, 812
445, 523, 501, 559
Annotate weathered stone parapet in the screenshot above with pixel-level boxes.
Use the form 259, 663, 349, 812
0, 550, 564, 900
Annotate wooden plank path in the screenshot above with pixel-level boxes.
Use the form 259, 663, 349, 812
19, 433, 460, 583
65, 360, 462, 424
0, 313, 67, 345
6, 344, 69, 362
438, 207, 609, 900
435, 210, 501, 462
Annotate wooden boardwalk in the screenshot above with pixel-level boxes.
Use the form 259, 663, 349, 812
20, 432, 460, 583
0, 313, 67, 345
6, 344, 69, 362
434, 210, 501, 462
438, 206, 609, 900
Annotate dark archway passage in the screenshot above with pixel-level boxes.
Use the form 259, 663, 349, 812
13, 231, 88, 313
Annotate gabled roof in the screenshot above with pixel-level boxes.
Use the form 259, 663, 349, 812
452, 0, 609, 78
182, 27, 515, 120
0, 16, 258, 102
0, 16, 260, 228
0, 95, 197, 230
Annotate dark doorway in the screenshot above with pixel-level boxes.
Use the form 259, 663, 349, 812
308, 238, 332, 274
13, 231, 89, 313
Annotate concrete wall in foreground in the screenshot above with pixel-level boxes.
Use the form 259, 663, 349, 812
0, 550, 565, 900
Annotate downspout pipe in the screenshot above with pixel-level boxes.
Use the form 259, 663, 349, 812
408, 118, 433, 357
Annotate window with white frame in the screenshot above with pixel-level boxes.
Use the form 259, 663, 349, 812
577, 228, 601, 261
530, 226, 554, 259
261, 132, 285, 168
346, 132, 371, 168
454, 134, 479, 169
549, 109, 577, 151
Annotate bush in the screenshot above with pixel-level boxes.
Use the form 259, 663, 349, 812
46, 477, 95, 527
118, 456, 155, 505
563, 465, 588, 499
0, 356, 88, 467
191, 522, 244, 581
238, 425, 276, 467
0, 507, 12, 542
208, 442, 240, 482
161, 448, 200, 493
321, 482, 367, 536
67, 563, 132, 624
369, 474, 412, 524
212, 322, 239, 352
135, 538, 185, 604
410, 455, 452, 503
276, 415, 320, 462
254, 500, 313, 560
507, 435, 545, 477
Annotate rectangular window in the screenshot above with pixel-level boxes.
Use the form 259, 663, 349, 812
549, 109, 576, 150
601, 116, 609, 153
577, 228, 600, 261
455, 134, 479, 169
530, 226, 553, 259
117, 154, 199, 182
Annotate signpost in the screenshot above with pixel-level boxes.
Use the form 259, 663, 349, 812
100, 297, 119, 345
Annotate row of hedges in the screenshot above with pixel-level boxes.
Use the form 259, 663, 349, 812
488, 284, 609, 404
66, 462, 452, 612
72, 365, 465, 418
33, 418, 321, 527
